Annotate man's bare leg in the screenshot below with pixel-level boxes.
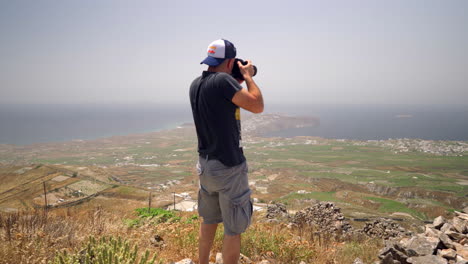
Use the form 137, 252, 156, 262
199, 223, 218, 264
222, 234, 241, 264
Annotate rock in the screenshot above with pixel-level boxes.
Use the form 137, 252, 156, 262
462, 207, 468, 214
435, 217, 447, 229
299, 261, 307, 264
452, 217, 467, 234
455, 211, 468, 221
438, 248, 457, 260
257, 261, 271, 264
174, 259, 194, 264
290, 202, 352, 234
265, 202, 288, 220
457, 247, 468, 259
375, 214, 468, 264
216, 252, 223, 264
239, 253, 253, 264
380, 252, 395, 264
407, 255, 447, 264
456, 255, 468, 264
442, 223, 456, 233
460, 237, 468, 246
440, 233, 456, 249
400, 237, 412, 248
406, 235, 440, 256
445, 231, 467, 243
150, 234, 165, 248
426, 225, 442, 238
362, 218, 412, 240
378, 240, 409, 263
353, 258, 364, 264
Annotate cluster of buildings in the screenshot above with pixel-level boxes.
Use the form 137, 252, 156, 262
370, 138, 468, 156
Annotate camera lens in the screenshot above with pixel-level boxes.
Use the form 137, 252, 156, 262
231, 59, 257, 81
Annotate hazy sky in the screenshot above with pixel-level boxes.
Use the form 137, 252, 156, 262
1, 0, 467, 105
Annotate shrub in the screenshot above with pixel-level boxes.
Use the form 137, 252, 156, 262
134, 208, 177, 223
51, 236, 160, 264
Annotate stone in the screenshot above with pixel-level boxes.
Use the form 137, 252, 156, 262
438, 249, 457, 260
456, 255, 468, 264
400, 237, 412, 248
453, 243, 468, 259
361, 218, 411, 239
353, 258, 364, 264
265, 202, 289, 220
442, 223, 456, 233
460, 237, 468, 246
239, 253, 253, 264
216, 253, 223, 264
174, 259, 194, 264
291, 202, 352, 234
440, 233, 456, 249
257, 261, 271, 264
455, 211, 468, 221
445, 231, 467, 243
426, 226, 442, 238
435, 216, 447, 229
457, 248, 468, 259
462, 207, 468, 214
406, 235, 440, 256
452, 217, 467, 234
380, 252, 395, 264
149, 234, 165, 248
407, 255, 447, 264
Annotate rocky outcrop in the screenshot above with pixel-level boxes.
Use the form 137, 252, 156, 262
265, 202, 289, 220
377, 210, 468, 264
360, 218, 412, 240
290, 202, 352, 234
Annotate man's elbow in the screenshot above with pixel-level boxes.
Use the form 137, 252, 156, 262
252, 104, 264, 114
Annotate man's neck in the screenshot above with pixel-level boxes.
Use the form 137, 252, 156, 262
207, 66, 230, 73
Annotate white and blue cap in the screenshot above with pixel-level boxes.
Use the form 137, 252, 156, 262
200, 39, 237, 66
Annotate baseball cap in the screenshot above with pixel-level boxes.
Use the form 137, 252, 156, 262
200, 39, 237, 66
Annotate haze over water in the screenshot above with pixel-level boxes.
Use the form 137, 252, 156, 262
1, 103, 467, 145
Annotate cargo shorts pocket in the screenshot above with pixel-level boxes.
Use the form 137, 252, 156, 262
196, 161, 203, 176
197, 188, 222, 224
225, 190, 253, 235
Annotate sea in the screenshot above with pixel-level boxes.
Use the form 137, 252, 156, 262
0, 103, 467, 145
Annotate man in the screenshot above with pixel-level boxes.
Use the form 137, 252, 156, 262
189, 39, 264, 264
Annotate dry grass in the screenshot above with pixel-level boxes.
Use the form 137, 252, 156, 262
0, 207, 382, 264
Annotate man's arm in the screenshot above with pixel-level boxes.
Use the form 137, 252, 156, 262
232, 60, 264, 114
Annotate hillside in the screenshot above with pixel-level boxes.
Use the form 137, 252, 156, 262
0, 113, 467, 263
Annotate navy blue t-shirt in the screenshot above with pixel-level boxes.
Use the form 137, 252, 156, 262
189, 71, 245, 167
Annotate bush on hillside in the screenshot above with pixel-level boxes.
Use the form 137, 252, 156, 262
52, 236, 161, 264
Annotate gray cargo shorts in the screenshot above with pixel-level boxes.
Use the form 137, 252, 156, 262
196, 156, 253, 236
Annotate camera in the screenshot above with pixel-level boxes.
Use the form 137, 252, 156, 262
231, 58, 258, 81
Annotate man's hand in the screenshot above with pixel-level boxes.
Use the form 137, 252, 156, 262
232, 59, 264, 114
238, 60, 255, 81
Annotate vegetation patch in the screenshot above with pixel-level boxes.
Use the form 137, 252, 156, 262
365, 197, 425, 219
52, 236, 160, 264
124, 208, 181, 227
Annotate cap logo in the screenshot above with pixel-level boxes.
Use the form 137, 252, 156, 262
208, 46, 217, 55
